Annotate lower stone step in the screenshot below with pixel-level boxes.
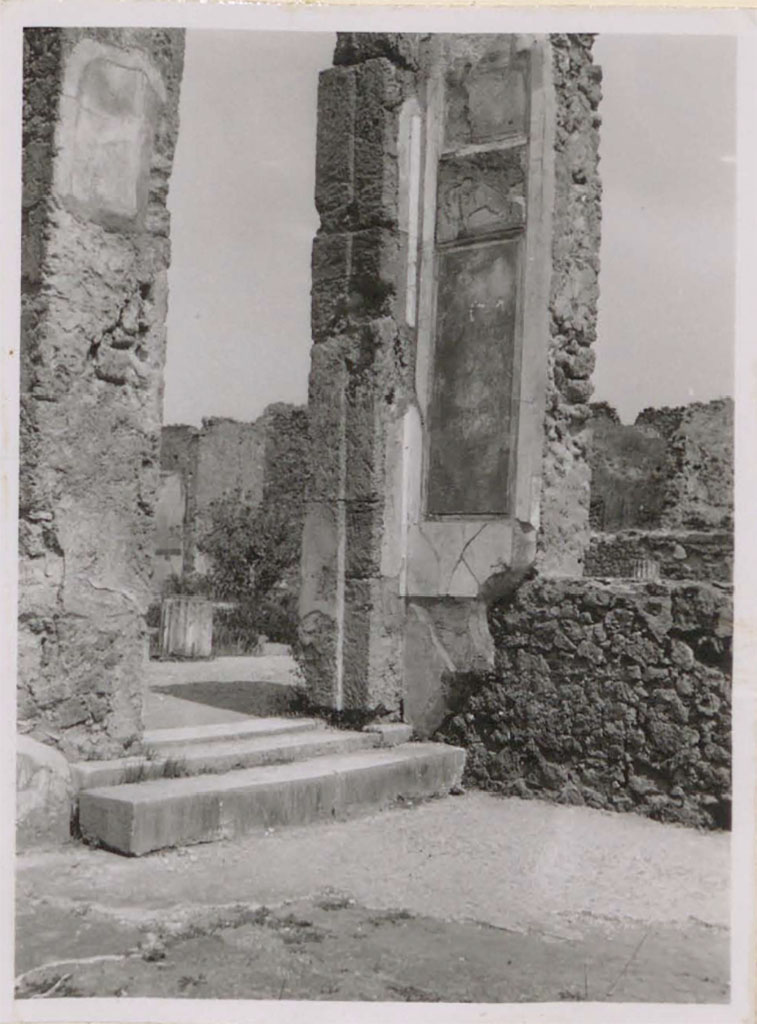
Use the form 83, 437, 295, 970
78, 742, 465, 856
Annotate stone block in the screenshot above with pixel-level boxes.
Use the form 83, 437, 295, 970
353, 59, 403, 228
17, 735, 74, 849
344, 383, 381, 502
299, 499, 341, 707
311, 233, 351, 342
334, 32, 423, 71
345, 501, 382, 579
349, 228, 401, 321
341, 579, 373, 709
299, 500, 340, 615
340, 576, 404, 713
403, 598, 494, 737
315, 66, 356, 227
363, 722, 413, 746
364, 577, 406, 712
78, 744, 466, 855
307, 348, 347, 500
297, 614, 339, 707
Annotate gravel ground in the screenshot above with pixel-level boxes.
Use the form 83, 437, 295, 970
16, 790, 730, 1004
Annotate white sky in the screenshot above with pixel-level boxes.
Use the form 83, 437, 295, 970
163, 31, 736, 427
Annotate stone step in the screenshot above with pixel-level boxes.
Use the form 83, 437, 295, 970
78, 742, 465, 856
142, 716, 320, 751
72, 727, 383, 791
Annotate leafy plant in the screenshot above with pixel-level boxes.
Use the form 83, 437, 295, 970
160, 571, 213, 597
199, 491, 300, 604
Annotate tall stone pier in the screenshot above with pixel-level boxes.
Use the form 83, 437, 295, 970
299, 33, 602, 733
19, 29, 185, 759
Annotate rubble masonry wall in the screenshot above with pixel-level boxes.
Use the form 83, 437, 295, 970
437, 576, 732, 829
537, 34, 602, 577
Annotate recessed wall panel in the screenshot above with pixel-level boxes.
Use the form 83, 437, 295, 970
426, 239, 520, 515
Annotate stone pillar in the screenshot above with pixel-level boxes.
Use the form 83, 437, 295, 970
19, 29, 185, 760
299, 33, 601, 732
300, 35, 423, 714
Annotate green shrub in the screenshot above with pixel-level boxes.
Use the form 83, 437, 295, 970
212, 592, 299, 653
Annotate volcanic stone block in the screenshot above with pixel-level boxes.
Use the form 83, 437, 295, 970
353, 58, 404, 229
334, 32, 423, 72
311, 232, 351, 342
314, 66, 356, 228
349, 228, 401, 320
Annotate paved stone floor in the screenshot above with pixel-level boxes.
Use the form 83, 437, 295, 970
16, 790, 730, 1003
144, 653, 302, 728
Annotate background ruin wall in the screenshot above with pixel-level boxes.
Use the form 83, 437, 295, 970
586, 398, 734, 581
19, 28, 185, 760
153, 405, 309, 591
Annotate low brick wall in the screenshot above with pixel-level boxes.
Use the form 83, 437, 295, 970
436, 577, 732, 829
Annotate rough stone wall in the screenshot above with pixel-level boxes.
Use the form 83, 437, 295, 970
19, 28, 185, 759
588, 398, 733, 534
160, 423, 197, 478
585, 397, 733, 583
636, 398, 734, 531
194, 417, 267, 536
537, 34, 602, 577
437, 577, 732, 829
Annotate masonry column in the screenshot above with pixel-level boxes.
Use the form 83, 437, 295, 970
299, 33, 601, 729
300, 34, 423, 714
18, 29, 185, 759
